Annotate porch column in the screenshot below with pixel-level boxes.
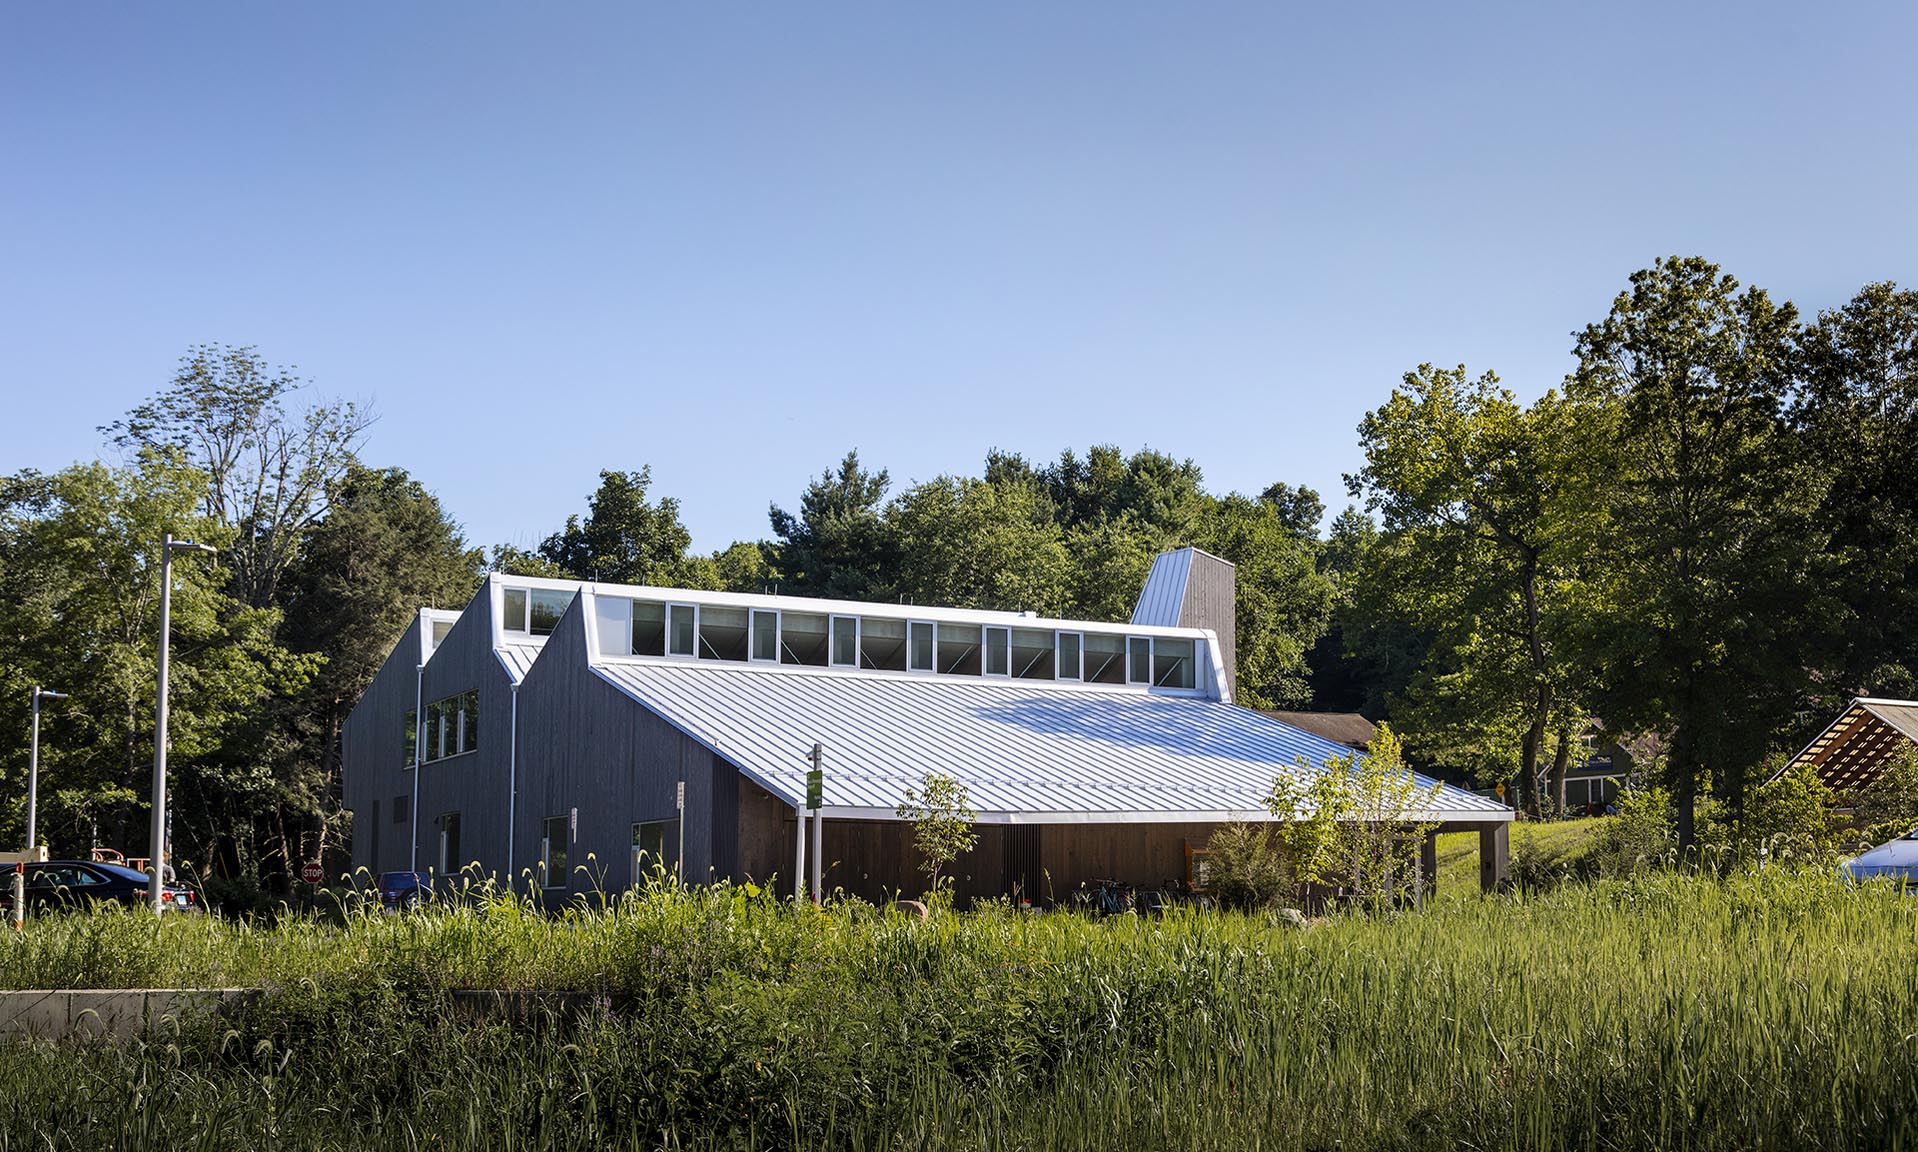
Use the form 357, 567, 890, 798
1478, 823, 1509, 893
1420, 830, 1439, 899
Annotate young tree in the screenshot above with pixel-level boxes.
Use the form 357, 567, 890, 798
1264, 725, 1441, 907
1570, 257, 1823, 848
101, 344, 371, 609
894, 771, 978, 894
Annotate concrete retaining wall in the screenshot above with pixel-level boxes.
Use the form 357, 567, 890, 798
0, 988, 602, 1040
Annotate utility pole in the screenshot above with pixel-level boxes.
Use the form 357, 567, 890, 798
150, 533, 217, 914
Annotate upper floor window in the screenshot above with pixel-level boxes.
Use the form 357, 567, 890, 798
422, 689, 479, 762
501, 587, 575, 636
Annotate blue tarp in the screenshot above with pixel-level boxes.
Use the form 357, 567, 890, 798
1839, 830, 1918, 884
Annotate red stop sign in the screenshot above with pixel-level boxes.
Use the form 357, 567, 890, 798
300, 861, 324, 885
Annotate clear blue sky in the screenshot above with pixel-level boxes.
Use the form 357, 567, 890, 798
4, 3, 1913, 553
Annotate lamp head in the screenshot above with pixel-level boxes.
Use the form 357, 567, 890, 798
37, 688, 69, 701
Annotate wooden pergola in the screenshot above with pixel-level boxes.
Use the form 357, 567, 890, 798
1781, 698, 1918, 795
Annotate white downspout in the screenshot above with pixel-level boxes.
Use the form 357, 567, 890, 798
506, 684, 518, 890
409, 662, 423, 872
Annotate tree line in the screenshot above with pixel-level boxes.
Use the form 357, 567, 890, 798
0, 256, 1912, 883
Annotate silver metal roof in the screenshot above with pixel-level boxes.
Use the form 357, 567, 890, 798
592, 660, 1510, 824
497, 641, 543, 683
1131, 548, 1192, 627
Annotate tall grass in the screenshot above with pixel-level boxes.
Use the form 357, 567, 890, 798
2, 870, 1915, 1150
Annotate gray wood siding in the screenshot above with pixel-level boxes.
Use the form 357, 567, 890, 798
513, 594, 734, 903
340, 617, 422, 877
1178, 550, 1237, 699
416, 584, 511, 884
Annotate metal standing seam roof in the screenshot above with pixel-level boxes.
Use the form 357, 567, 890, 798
497, 641, 544, 683
589, 659, 1510, 824
1130, 548, 1193, 627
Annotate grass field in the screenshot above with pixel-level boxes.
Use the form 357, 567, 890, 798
1, 867, 1914, 1150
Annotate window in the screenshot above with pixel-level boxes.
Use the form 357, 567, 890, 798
439, 813, 462, 877
1012, 628, 1054, 679
529, 589, 574, 636
1084, 633, 1126, 684
503, 588, 528, 632
1153, 637, 1196, 689
831, 616, 859, 667
937, 623, 982, 675
1128, 637, 1153, 685
698, 605, 749, 661
751, 610, 779, 662
393, 795, 409, 824
631, 601, 666, 656
421, 691, 478, 761
402, 709, 417, 768
858, 617, 907, 671
1056, 632, 1082, 680
779, 612, 829, 666
430, 619, 455, 647
631, 819, 681, 884
909, 621, 935, 672
541, 816, 569, 889
668, 604, 697, 657
984, 627, 1010, 676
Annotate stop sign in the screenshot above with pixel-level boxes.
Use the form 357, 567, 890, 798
300, 861, 324, 885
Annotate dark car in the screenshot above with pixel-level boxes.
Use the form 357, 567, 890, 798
1, 861, 198, 914
377, 870, 432, 911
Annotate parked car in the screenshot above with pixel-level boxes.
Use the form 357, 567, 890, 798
0, 860, 198, 914
377, 870, 432, 911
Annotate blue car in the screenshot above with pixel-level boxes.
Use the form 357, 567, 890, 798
377, 870, 432, 911
1, 861, 199, 914
1840, 829, 1918, 889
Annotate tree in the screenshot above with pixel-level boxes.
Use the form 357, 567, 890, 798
894, 772, 978, 894
278, 464, 484, 862
1349, 366, 1595, 814
1188, 495, 1333, 708
101, 344, 371, 609
0, 452, 309, 862
1569, 257, 1823, 848
1795, 282, 1918, 701
890, 475, 1070, 613
767, 452, 898, 600
1259, 482, 1326, 540
537, 468, 702, 586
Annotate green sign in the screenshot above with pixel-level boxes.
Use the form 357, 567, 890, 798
806, 767, 823, 811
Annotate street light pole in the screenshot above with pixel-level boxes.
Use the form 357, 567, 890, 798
26, 686, 68, 855
149, 533, 216, 915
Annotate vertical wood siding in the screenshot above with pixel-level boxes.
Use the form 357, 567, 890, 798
1179, 550, 1237, 699
416, 584, 510, 884
340, 617, 423, 876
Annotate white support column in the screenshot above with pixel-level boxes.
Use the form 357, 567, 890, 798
810, 806, 823, 905
793, 806, 807, 904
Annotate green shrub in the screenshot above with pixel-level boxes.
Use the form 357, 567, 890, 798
1203, 822, 1292, 910
1596, 786, 1676, 876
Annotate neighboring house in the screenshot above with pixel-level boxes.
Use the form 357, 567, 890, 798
1780, 697, 1918, 797
1256, 711, 1376, 752
342, 547, 1513, 904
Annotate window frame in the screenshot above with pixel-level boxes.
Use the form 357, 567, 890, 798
829, 614, 861, 669
502, 587, 529, 633
750, 609, 780, 664
438, 812, 462, 878
666, 603, 698, 659
907, 620, 937, 673
983, 625, 1011, 678
541, 815, 570, 890
1127, 637, 1153, 685
1056, 631, 1082, 681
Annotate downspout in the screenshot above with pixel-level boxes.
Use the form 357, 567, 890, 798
410, 661, 423, 872
506, 684, 519, 890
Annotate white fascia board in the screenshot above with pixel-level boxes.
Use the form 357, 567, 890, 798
587, 651, 1212, 699
815, 805, 1515, 825
488, 571, 1211, 641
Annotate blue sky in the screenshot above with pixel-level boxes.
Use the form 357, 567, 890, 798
4, 3, 1913, 553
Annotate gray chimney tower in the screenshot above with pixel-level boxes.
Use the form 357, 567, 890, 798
1131, 546, 1236, 700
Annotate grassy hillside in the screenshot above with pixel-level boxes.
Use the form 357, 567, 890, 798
1434, 814, 1612, 896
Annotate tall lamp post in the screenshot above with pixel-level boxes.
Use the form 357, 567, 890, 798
150, 533, 217, 914
11, 686, 67, 929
